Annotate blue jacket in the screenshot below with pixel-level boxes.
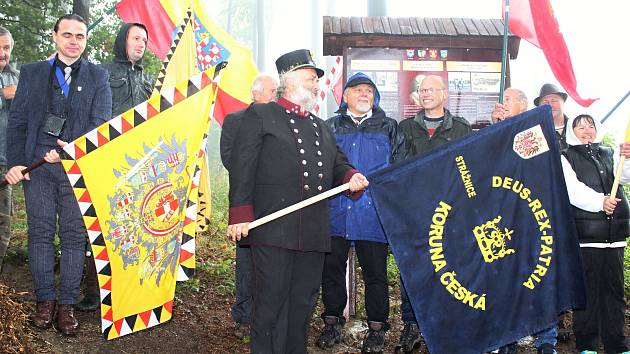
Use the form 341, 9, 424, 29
8, 58, 112, 167
326, 99, 404, 243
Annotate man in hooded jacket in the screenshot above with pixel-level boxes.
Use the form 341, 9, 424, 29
76, 22, 153, 312
316, 72, 404, 353
102, 22, 153, 117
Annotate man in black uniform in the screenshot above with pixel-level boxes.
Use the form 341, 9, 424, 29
227, 49, 369, 354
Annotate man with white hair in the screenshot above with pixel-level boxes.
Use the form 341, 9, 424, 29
219, 72, 278, 341
491, 87, 528, 123
0, 26, 19, 272
226, 49, 369, 353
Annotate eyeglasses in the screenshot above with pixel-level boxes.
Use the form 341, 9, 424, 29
419, 88, 445, 95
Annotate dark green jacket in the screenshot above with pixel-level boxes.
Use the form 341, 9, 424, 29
399, 108, 472, 157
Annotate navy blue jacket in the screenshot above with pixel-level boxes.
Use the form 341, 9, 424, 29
8, 58, 112, 167
326, 106, 404, 243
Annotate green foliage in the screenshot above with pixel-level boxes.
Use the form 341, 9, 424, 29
142, 51, 162, 79
602, 133, 617, 148
0, 0, 68, 65
177, 276, 202, 293
387, 252, 399, 286
206, 120, 230, 227
0, 0, 160, 76
84, 1, 119, 64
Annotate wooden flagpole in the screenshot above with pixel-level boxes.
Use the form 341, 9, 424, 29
248, 183, 350, 230
610, 116, 630, 197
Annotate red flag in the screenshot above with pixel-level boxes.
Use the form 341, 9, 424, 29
507, 0, 597, 107
115, 0, 258, 124
115, 0, 175, 59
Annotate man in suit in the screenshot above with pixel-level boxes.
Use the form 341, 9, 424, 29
227, 49, 368, 353
5, 14, 112, 335
219, 72, 278, 341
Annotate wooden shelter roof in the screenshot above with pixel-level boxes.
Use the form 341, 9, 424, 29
323, 16, 521, 58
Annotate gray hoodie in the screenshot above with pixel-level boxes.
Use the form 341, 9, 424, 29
0, 63, 19, 165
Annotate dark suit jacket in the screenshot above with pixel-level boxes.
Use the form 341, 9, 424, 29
219, 107, 247, 171
7, 58, 112, 167
228, 101, 356, 252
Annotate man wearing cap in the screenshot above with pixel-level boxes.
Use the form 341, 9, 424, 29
226, 49, 369, 353
534, 83, 569, 150
316, 72, 404, 352
396, 74, 472, 353
532, 83, 574, 354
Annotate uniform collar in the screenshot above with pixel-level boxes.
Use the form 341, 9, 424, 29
277, 97, 311, 118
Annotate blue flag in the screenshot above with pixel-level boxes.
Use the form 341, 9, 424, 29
369, 106, 585, 354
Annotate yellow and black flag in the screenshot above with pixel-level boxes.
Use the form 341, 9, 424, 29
61, 70, 215, 339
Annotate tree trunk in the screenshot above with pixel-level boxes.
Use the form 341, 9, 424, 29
73, 0, 90, 57
73, 0, 91, 23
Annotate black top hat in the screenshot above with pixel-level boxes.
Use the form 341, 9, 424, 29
534, 83, 568, 106
275, 49, 324, 78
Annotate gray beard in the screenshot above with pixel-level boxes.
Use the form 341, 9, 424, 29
289, 84, 317, 112
354, 103, 371, 113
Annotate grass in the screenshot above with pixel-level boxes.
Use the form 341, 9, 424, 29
4, 184, 28, 265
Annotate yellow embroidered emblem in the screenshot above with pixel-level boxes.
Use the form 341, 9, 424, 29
473, 215, 515, 263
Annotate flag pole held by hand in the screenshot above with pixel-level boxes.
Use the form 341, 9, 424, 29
1, 158, 46, 186
610, 115, 630, 197
248, 183, 351, 230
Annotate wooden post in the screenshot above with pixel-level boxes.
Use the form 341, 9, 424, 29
343, 246, 357, 319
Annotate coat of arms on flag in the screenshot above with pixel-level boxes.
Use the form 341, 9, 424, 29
61, 70, 216, 339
